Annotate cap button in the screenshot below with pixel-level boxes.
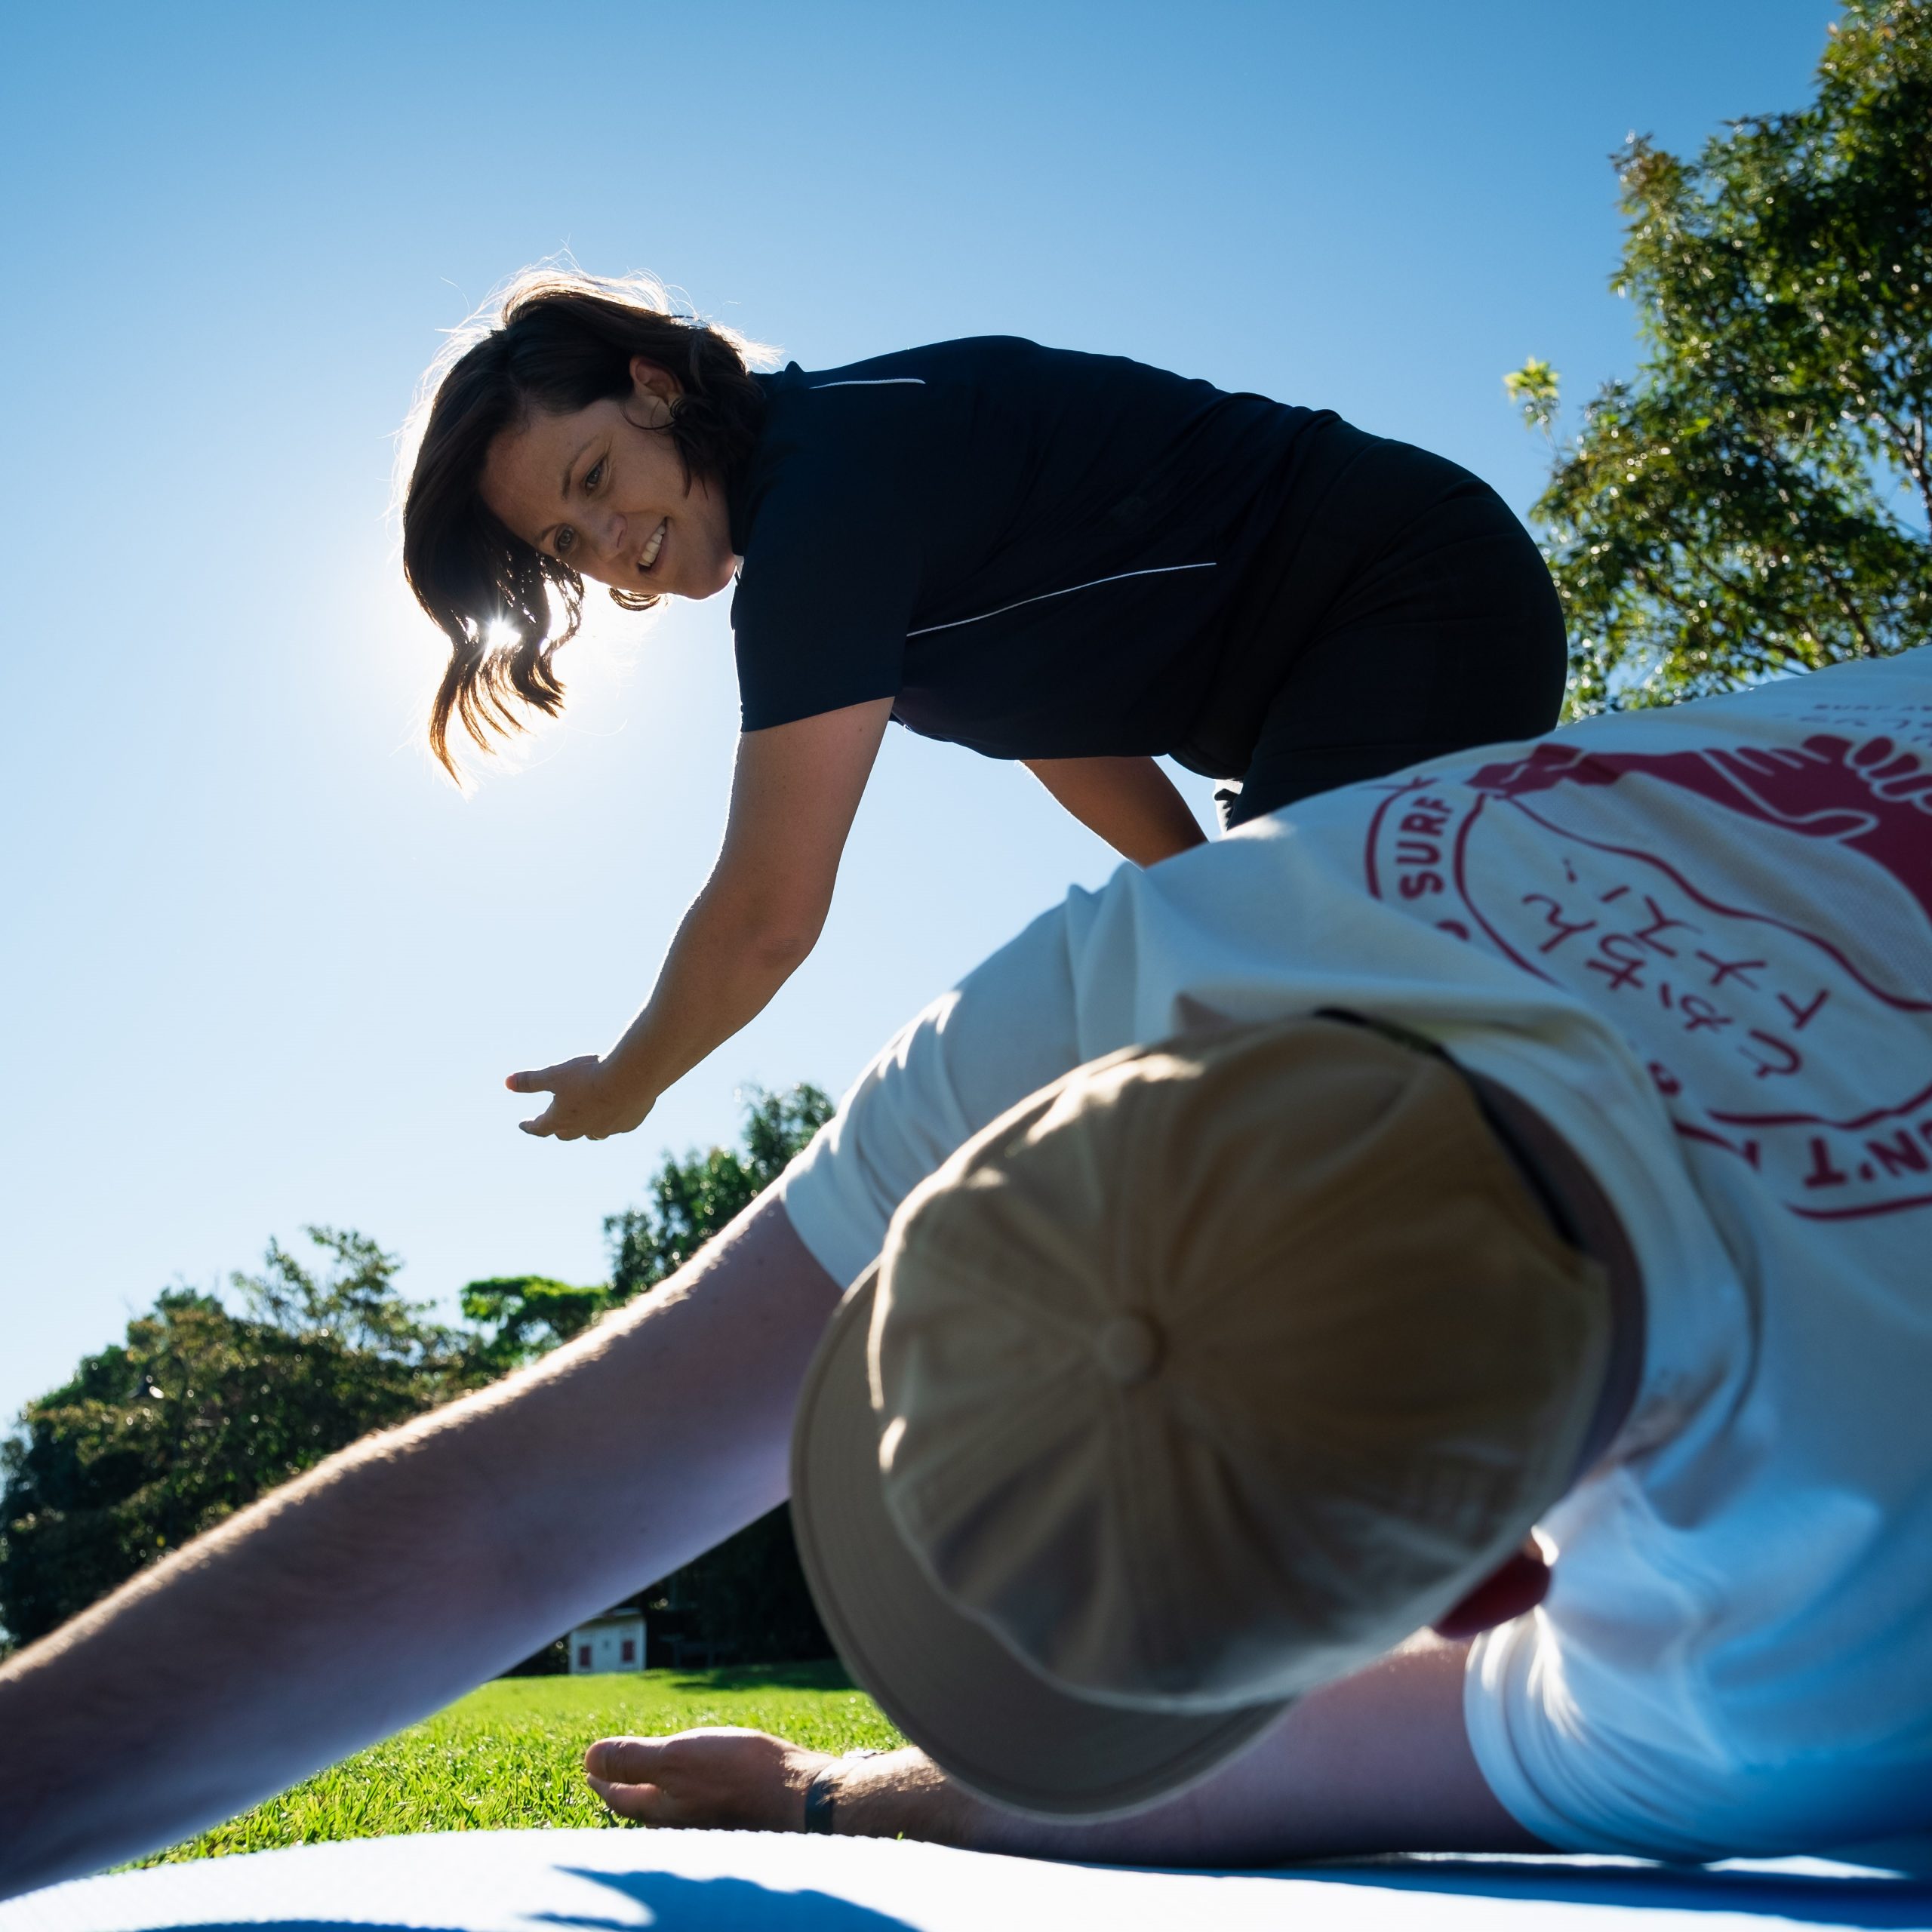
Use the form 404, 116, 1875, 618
1096, 1311, 1164, 1386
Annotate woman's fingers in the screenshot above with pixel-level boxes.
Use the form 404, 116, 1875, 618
503, 1057, 655, 1143
503, 1057, 606, 1138
506, 1058, 587, 1095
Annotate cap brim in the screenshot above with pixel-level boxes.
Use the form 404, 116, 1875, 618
789, 1265, 1289, 1820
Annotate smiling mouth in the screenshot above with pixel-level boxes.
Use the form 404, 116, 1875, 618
638, 519, 667, 575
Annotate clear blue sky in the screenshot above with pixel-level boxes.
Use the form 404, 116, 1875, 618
0, 0, 1838, 1426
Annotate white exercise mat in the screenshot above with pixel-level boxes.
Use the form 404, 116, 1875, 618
6, 1829, 1929, 1932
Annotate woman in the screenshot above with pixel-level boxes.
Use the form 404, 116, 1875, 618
402, 270, 1564, 1143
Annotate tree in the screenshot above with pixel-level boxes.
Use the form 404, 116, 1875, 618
458, 1275, 616, 1376
604, 1084, 836, 1666
605, 1084, 835, 1298
0, 1229, 485, 1646
460, 1080, 832, 1380
1, 1088, 838, 1663
1508, 0, 1930, 712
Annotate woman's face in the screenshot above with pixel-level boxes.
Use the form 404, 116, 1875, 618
479, 357, 739, 601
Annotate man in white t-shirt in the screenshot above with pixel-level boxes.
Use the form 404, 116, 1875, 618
3, 651, 1930, 1896
746, 641, 1932, 1861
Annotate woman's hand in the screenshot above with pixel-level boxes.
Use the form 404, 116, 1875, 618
506, 1057, 656, 1141
584, 1728, 830, 1831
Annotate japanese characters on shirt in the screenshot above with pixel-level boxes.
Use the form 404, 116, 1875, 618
1364, 688, 1932, 1223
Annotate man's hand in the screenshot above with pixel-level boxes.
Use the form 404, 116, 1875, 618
584, 1729, 980, 1844
506, 1057, 655, 1140
584, 1729, 830, 1831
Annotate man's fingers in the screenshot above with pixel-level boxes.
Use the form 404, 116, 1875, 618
505, 1067, 558, 1094
586, 1774, 667, 1823
583, 1730, 817, 1834
585, 1737, 696, 1825
586, 1736, 673, 1783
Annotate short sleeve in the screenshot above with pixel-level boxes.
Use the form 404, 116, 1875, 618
1463, 1528, 1932, 1861
731, 383, 925, 732
777, 903, 1084, 1289
1463, 1613, 1608, 1853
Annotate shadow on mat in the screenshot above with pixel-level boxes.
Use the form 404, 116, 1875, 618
160, 1865, 915, 1932
540, 1864, 913, 1929
1312, 1857, 1932, 1927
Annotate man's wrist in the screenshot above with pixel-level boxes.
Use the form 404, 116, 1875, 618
813, 1747, 986, 1846
801, 1748, 878, 1833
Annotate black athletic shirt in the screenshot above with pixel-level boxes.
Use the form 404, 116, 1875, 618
726, 337, 1337, 761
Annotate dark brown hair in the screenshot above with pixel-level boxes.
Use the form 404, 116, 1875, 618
401, 269, 769, 777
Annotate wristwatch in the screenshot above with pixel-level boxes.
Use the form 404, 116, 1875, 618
801, 1748, 881, 1834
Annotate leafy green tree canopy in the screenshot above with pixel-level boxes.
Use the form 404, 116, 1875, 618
464, 1082, 832, 1376
1509, 0, 1930, 709
458, 1276, 616, 1374
0, 1229, 486, 1646
2, 1086, 837, 1660
606, 1084, 834, 1298
602, 1084, 835, 1666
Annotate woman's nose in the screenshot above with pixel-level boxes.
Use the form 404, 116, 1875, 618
595, 510, 628, 562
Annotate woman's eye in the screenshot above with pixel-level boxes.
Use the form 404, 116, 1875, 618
555, 528, 576, 558
584, 459, 605, 491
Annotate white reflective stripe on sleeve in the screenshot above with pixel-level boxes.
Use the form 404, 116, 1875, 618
906, 561, 1217, 638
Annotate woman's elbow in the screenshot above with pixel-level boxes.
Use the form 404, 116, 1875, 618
736, 902, 827, 975
747, 928, 818, 975
702, 858, 832, 975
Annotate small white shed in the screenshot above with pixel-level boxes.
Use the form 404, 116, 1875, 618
568, 1605, 646, 1675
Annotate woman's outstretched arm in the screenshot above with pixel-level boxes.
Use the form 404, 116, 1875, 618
0, 1194, 842, 1903
512, 697, 895, 1142
1023, 755, 1208, 868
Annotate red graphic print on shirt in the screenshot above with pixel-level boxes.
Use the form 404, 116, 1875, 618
1363, 728, 1932, 1220
1468, 734, 1932, 928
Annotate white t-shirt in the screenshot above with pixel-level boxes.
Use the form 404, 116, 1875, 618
780, 648, 1932, 1860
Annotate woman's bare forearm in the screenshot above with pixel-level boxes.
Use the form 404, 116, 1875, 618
507, 881, 825, 1142
0, 1196, 840, 1901
511, 703, 889, 1142
601, 700, 897, 1114
1023, 756, 1208, 867
608, 877, 823, 1103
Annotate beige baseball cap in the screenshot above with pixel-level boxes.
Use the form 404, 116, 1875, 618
789, 1014, 1611, 1818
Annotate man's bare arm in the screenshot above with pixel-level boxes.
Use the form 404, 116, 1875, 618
590, 1635, 1544, 1864
0, 1195, 841, 1901
960, 1635, 1543, 1863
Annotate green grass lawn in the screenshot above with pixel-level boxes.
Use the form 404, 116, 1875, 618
133, 1663, 902, 1866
